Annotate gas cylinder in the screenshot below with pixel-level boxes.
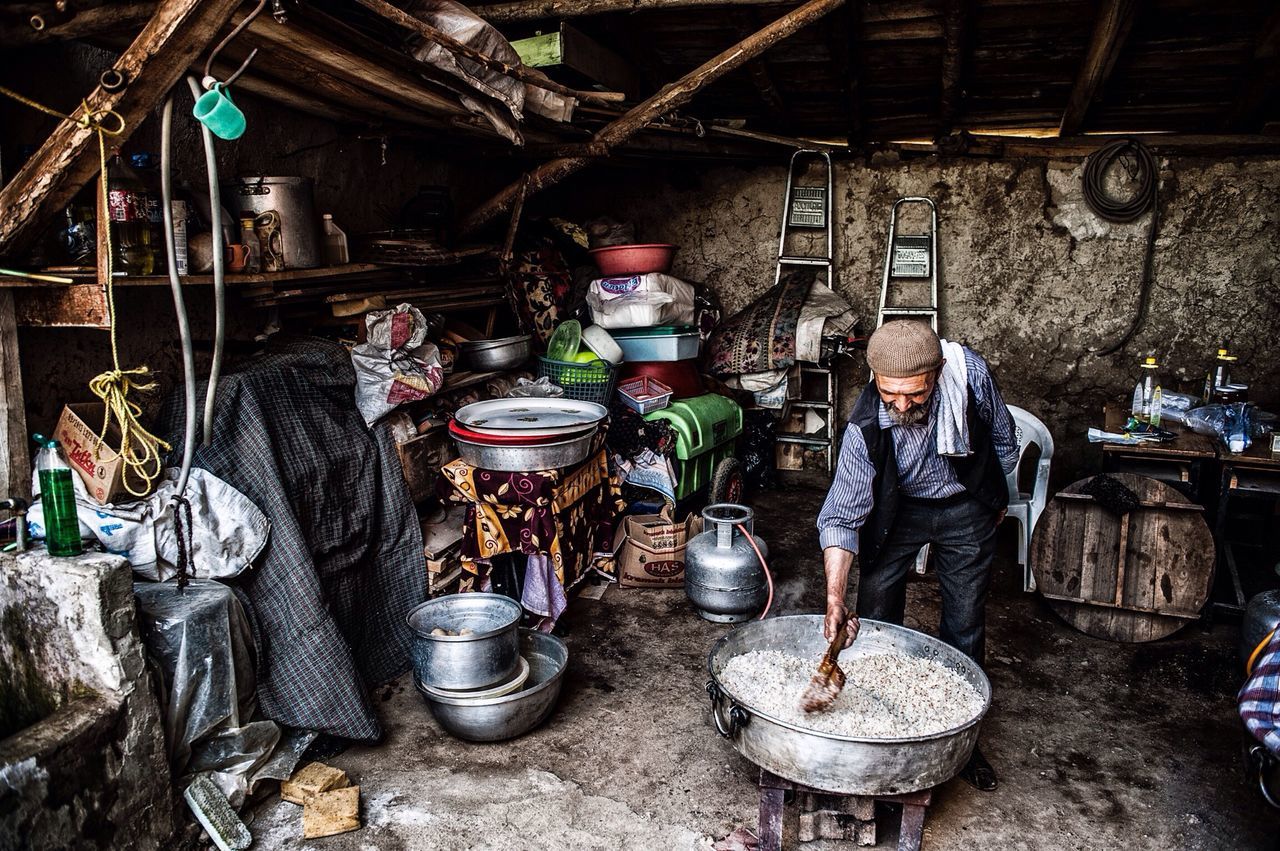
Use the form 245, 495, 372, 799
1242, 589, 1280, 669
684, 504, 768, 623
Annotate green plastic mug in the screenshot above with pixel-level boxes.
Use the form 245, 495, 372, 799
192, 84, 245, 141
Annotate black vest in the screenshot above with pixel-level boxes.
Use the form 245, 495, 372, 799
848, 380, 1010, 566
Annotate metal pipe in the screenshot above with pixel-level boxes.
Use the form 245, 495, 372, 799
160, 95, 198, 494
1, 498, 29, 552
186, 75, 225, 446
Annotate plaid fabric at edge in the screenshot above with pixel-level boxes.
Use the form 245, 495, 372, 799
156, 337, 426, 741
1241, 628, 1280, 757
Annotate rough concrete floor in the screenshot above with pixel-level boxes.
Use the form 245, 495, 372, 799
249, 480, 1279, 850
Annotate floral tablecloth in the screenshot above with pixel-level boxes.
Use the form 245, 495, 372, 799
437, 450, 624, 595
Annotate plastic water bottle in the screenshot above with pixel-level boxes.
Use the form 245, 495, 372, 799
33, 434, 82, 557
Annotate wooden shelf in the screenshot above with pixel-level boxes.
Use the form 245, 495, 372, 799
0, 263, 393, 289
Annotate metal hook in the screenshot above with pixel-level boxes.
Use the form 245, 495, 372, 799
203, 0, 270, 83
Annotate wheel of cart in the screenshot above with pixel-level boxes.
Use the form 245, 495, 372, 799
710, 456, 744, 505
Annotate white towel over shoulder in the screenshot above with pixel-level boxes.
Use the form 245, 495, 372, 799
936, 339, 970, 457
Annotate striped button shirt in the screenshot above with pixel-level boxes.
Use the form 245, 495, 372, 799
817, 347, 1019, 555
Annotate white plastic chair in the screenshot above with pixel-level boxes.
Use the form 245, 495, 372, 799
911, 404, 1053, 592
1004, 405, 1054, 591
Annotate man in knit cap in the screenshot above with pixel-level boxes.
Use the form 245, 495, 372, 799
816, 320, 1018, 790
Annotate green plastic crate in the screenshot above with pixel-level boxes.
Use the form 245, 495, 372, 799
644, 393, 742, 501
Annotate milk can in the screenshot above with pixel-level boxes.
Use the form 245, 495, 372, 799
685, 504, 768, 623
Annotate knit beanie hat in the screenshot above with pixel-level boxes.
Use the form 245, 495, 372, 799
866, 320, 943, 378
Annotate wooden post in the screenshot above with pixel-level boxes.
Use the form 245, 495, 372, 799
0, 291, 31, 502
460, 0, 846, 235
0, 0, 244, 262
1059, 0, 1140, 136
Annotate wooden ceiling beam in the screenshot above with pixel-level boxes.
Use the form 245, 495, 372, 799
937, 0, 970, 137
460, 0, 846, 235
1222, 8, 1280, 131
1058, 0, 1140, 136
0, 0, 156, 46
0, 0, 243, 261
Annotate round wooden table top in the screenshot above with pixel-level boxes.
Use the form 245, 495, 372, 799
1030, 472, 1214, 643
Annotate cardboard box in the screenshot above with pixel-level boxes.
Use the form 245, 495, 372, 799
53, 403, 131, 504
616, 511, 702, 589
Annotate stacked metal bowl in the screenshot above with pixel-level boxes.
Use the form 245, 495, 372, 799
448, 398, 608, 471
408, 593, 569, 742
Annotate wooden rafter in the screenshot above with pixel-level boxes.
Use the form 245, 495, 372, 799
937, 0, 969, 137
1059, 0, 1140, 137
1223, 7, 1280, 131
0, 0, 155, 46
0, 0, 243, 261
460, 0, 846, 235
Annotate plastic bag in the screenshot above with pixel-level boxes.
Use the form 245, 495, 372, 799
351, 303, 445, 425
1185, 403, 1256, 452
507, 376, 565, 398
586, 273, 696, 328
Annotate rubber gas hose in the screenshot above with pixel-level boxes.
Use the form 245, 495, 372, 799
185, 75, 225, 445
1083, 138, 1160, 357
159, 95, 198, 495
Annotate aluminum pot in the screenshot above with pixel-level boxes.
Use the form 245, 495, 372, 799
461, 335, 532, 371
685, 504, 769, 623
221, 176, 321, 269
451, 428, 596, 472
706, 614, 990, 796
407, 593, 522, 691
416, 629, 568, 742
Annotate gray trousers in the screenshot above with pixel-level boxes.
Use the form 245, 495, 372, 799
855, 496, 998, 665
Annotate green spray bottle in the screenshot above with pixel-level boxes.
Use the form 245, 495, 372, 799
33, 434, 82, 557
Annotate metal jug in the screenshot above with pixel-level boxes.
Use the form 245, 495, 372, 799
685, 504, 768, 623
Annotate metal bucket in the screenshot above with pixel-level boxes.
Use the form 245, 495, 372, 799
706, 614, 990, 795
407, 593, 522, 691
221, 176, 321, 269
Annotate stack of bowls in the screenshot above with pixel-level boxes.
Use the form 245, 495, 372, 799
448, 398, 608, 471
407, 594, 569, 742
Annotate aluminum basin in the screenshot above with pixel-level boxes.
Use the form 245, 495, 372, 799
408, 593, 522, 691
417, 629, 567, 742
706, 614, 990, 795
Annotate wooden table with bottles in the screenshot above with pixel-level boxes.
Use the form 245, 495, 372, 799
1100, 404, 1219, 501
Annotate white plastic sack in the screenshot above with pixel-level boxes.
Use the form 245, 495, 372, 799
351, 303, 445, 425
28, 467, 269, 581
586, 273, 696, 329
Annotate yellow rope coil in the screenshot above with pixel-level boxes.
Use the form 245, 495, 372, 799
2, 85, 170, 498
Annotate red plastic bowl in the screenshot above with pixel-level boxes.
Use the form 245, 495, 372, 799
448, 420, 593, 446
589, 243, 677, 276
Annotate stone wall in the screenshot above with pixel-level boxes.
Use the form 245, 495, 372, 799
0, 551, 175, 850
553, 154, 1280, 481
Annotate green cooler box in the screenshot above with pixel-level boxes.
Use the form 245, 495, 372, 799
644, 393, 743, 502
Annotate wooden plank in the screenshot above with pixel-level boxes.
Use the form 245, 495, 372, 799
0, 0, 244, 261
1058, 0, 1140, 135
1054, 492, 1205, 512
13, 285, 110, 327
1223, 8, 1280, 131
0, 291, 31, 501
1036, 592, 1200, 621
1112, 512, 1130, 607
937, 0, 969, 137
459, 0, 846, 235
0, 1, 156, 46
474, 0, 803, 22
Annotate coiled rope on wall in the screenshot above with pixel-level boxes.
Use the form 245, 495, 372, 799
1082, 138, 1161, 357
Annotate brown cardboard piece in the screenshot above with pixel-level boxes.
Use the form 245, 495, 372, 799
616, 510, 702, 589
52, 403, 131, 504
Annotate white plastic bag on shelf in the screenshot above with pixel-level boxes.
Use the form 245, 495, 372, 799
351, 303, 445, 425
586, 273, 696, 328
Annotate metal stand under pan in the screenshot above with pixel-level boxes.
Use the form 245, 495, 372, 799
757, 769, 934, 851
